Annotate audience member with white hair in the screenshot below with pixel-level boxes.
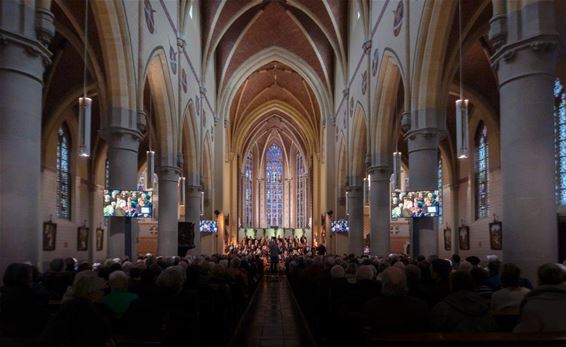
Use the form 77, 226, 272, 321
101, 270, 138, 318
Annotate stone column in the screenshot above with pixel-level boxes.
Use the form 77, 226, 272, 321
0, 1, 53, 273
103, 127, 142, 258
157, 166, 180, 256
406, 129, 440, 191
186, 184, 201, 255
347, 185, 364, 256
369, 166, 391, 257
489, 0, 559, 280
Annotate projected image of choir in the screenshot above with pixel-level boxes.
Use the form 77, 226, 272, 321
391, 190, 441, 218
103, 190, 153, 218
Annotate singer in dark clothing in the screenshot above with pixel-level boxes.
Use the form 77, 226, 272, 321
269, 238, 280, 274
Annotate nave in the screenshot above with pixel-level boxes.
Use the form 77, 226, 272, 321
230, 275, 315, 347
2, 0, 566, 346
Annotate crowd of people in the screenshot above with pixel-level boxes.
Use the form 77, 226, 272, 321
286, 253, 566, 346
0, 254, 264, 346
2, 250, 566, 346
226, 236, 311, 266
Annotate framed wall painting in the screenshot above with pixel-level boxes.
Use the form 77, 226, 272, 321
77, 226, 89, 251
443, 227, 452, 251
489, 221, 503, 250
43, 221, 57, 251
458, 226, 470, 251
96, 227, 104, 251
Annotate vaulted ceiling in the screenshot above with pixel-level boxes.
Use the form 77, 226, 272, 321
202, 0, 348, 159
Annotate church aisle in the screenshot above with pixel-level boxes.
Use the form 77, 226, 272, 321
230, 275, 316, 347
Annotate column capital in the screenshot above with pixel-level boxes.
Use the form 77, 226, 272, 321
405, 127, 442, 141
100, 126, 143, 150
346, 184, 362, 191
157, 165, 181, 182
186, 184, 201, 191
346, 185, 363, 198
490, 33, 559, 70
0, 28, 52, 65
368, 166, 391, 181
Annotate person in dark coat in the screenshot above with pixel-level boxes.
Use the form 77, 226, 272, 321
514, 263, 566, 333
0, 263, 50, 336
365, 267, 429, 332
269, 237, 280, 274
430, 271, 497, 332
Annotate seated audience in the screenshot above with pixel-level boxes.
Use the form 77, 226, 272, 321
486, 257, 502, 290
491, 263, 530, 314
470, 267, 494, 301
364, 267, 429, 332
0, 263, 49, 336
42, 271, 113, 347
101, 270, 138, 318
430, 271, 497, 332
514, 263, 566, 333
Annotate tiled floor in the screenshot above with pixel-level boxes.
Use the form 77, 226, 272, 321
233, 275, 316, 347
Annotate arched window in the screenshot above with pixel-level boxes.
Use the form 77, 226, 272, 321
296, 153, 306, 227
265, 143, 283, 226
57, 126, 71, 220
244, 152, 253, 227
554, 78, 566, 205
475, 122, 489, 219
438, 155, 443, 224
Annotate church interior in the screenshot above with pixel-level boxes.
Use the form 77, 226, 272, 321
1, 0, 566, 345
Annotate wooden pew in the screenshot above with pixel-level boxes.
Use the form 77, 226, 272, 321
365, 332, 566, 347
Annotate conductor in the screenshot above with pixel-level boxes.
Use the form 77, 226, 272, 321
269, 237, 280, 274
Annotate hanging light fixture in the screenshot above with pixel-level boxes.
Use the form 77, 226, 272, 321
78, 0, 91, 158
345, 191, 350, 216
456, 0, 469, 159
179, 176, 186, 206
393, 151, 402, 191
200, 191, 205, 216
146, 96, 155, 190
146, 150, 155, 190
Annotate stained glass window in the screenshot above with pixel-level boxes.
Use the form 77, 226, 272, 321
266, 143, 283, 226
438, 155, 443, 225
296, 153, 306, 227
554, 78, 566, 205
475, 122, 489, 219
244, 152, 253, 227
57, 126, 71, 220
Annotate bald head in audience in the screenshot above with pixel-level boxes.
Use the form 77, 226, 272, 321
381, 266, 407, 296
